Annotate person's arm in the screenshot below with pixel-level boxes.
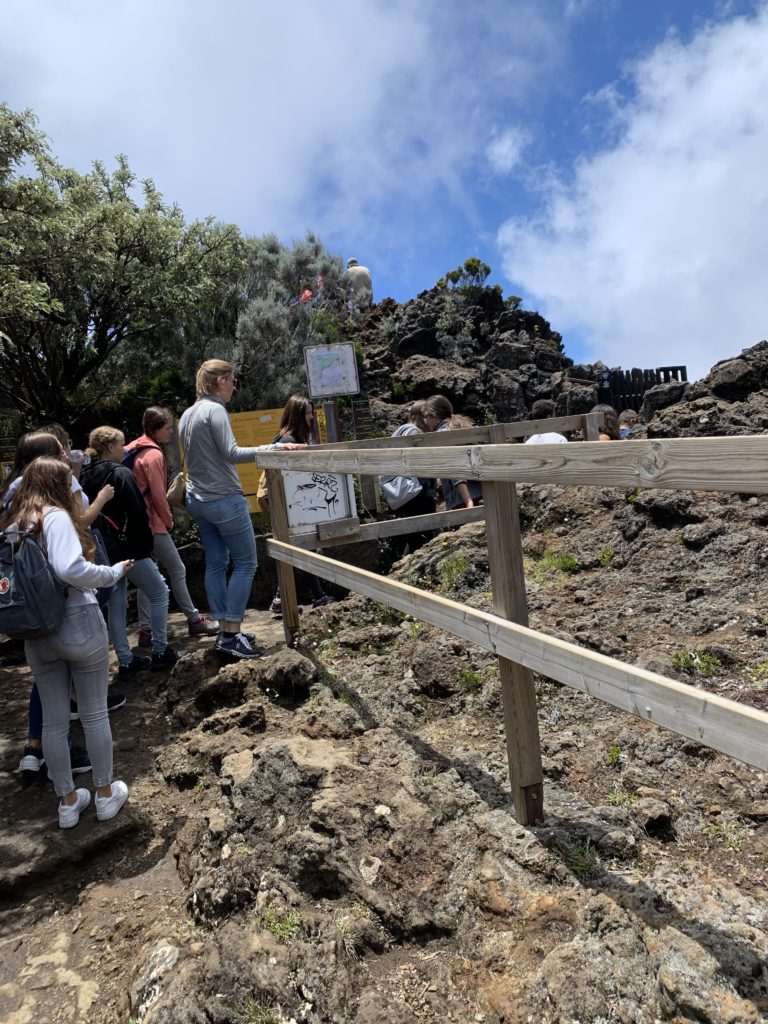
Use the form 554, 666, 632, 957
81, 484, 114, 527
43, 510, 128, 589
208, 406, 305, 460
454, 482, 474, 509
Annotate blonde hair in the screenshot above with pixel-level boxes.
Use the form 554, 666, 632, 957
86, 426, 124, 461
196, 359, 235, 397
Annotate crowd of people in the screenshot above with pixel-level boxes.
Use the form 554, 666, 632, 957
0, 359, 306, 830
1, 351, 639, 832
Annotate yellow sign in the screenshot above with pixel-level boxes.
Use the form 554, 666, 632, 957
230, 408, 283, 512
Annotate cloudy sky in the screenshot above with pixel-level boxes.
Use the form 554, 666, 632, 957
2, 0, 766, 381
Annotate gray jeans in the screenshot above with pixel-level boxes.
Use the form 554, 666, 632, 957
25, 603, 113, 797
137, 532, 198, 629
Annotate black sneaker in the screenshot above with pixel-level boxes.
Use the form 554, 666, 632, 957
311, 595, 334, 608
215, 632, 262, 660
107, 691, 126, 712
70, 745, 92, 775
19, 744, 45, 772
118, 656, 152, 680
151, 646, 180, 672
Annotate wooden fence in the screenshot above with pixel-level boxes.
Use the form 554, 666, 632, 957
603, 365, 688, 412
256, 424, 768, 826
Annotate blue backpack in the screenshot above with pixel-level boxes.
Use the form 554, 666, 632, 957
0, 526, 69, 638
122, 445, 153, 472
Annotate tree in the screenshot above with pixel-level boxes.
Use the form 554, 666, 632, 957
234, 232, 349, 408
0, 103, 244, 427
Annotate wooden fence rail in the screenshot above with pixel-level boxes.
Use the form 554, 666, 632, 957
258, 431, 768, 824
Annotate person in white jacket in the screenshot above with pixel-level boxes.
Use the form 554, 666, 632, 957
0, 456, 133, 829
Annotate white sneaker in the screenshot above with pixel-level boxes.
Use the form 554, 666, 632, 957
95, 780, 129, 821
59, 788, 91, 829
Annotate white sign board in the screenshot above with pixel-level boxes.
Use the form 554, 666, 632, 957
284, 470, 357, 536
304, 343, 360, 399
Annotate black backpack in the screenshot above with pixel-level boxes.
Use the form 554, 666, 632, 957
0, 526, 69, 638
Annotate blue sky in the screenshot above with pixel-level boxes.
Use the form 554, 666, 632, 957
2, 0, 767, 381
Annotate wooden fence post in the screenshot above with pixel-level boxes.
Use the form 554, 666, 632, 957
483, 424, 544, 824
266, 468, 300, 648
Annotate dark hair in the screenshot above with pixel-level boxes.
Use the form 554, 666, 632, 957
143, 406, 173, 438
39, 422, 70, 448
423, 394, 454, 422
1, 431, 64, 501
0, 456, 94, 560
530, 399, 556, 420
592, 404, 620, 440
277, 394, 314, 444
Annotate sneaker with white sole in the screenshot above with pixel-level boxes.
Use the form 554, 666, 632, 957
19, 744, 45, 773
269, 596, 282, 614
59, 788, 91, 829
215, 632, 263, 659
95, 780, 129, 821
188, 616, 220, 637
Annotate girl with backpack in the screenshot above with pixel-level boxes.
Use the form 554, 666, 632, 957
123, 407, 218, 646
81, 427, 179, 676
2, 431, 121, 777
0, 456, 132, 828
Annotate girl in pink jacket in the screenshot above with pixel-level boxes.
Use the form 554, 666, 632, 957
124, 407, 218, 643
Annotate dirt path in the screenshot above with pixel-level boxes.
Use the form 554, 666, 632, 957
0, 610, 284, 1024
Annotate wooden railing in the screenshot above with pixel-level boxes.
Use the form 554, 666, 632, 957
256, 428, 768, 825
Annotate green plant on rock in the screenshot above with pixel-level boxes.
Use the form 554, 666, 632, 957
237, 996, 281, 1024
747, 660, 768, 688
607, 744, 622, 766
458, 668, 483, 693
606, 787, 638, 807
256, 907, 301, 942
437, 553, 469, 593
561, 839, 600, 880
703, 818, 748, 853
598, 547, 614, 567
532, 548, 580, 581
672, 650, 721, 678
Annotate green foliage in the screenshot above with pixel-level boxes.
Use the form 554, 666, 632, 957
437, 553, 469, 593
561, 839, 600, 880
0, 103, 245, 426
256, 907, 301, 941
672, 650, 721, 678
436, 257, 492, 293
234, 231, 349, 408
607, 744, 622, 765
237, 996, 281, 1024
534, 548, 580, 578
598, 547, 614, 567
606, 787, 638, 807
747, 660, 768, 688
703, 818, 747, 853
458, 668, 483, 693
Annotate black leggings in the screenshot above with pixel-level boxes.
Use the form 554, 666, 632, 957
393, 490, 437, 558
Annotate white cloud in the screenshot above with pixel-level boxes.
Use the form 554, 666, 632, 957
498, 7, 768, 382
487, 127, 529, 174
0, 0, 568, 266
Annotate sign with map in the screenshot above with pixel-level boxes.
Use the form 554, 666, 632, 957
304, 343, 360, 399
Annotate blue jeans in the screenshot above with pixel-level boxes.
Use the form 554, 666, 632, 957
107, 557, 169, 664
25, 603, 113, 797
186, 492, 257, 622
